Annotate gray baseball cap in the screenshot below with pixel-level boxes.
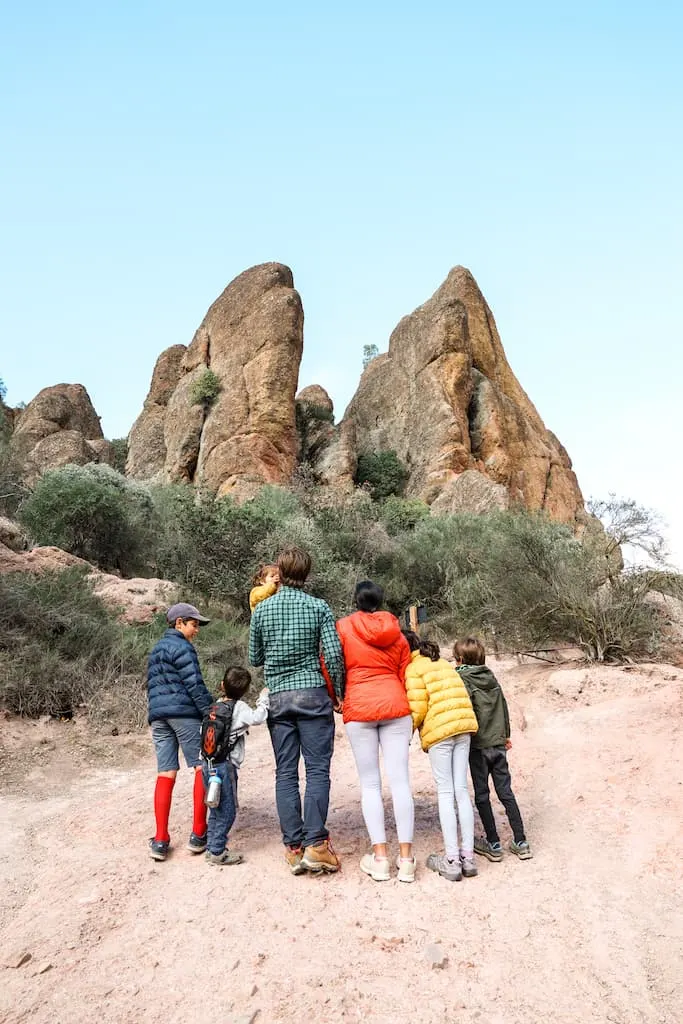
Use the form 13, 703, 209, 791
166, 602, 210, 626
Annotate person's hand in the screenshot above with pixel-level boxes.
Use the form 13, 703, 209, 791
259, 687, 269, 700
333, 699, 343, 714
505, 738, 512, 750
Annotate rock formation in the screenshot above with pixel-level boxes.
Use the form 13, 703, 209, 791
127, 263, 304, 497
8, 384, 113, 483
295, 385, 336, 466
315, 266, 584, 524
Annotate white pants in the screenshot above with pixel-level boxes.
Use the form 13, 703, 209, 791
345, 715, 414, 845
427, 733, 474, 860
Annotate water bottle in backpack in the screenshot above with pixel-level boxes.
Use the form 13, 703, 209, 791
206, 771, 222, 808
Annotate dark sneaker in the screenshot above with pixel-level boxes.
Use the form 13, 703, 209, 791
285, 846, 307, 876
187, 832, 208, 854
509, 839, 533, 860
460, 856, 479, 878
149, 838, 170, 862
474, 837, 503, 862
205, 850, 244, 866
426, 853, 462, 882
301, 839, 341, 873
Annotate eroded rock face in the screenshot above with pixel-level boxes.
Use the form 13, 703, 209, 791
295, 385, 336, 466
317, 266, 584, 524
9, 384, 113, 482
126, 263, 304, 494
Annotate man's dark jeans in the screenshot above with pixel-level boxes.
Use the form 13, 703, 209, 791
267, 686, 335, 849
469, 746, 526, 844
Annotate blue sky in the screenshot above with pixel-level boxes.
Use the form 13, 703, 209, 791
1, 1, 682, 566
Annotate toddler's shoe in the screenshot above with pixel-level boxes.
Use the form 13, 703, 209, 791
474, 837, 503, 862
149, 838, 170, 862
460, 855, 478, 877
285, 845, 307, 876
360, 853, 391, 881
395, 855, 417, 883
187, 831, 207, 854
205, 849, 244, 866
426, 853, 462, 882
509, 839, 533, 860
301, 839, 341, 873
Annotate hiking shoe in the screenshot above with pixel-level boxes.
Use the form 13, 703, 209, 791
460, 856, 478, 878
360, 853, 391, 881
509, 839, 533, 860
395, 856, 417, 883
149, 838, 170, 862
301, 839, 340, 874
205, 849, 244, 866
285, 846, 307, 876
187, 831, 207, 854
426, 853, 462, 882
474, 837, 503, 862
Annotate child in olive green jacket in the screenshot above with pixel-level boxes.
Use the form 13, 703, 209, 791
455, 637, 532, 863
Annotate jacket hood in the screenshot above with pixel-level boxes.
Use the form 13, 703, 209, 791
457, 664, 498, 689
346, 611, 402, 649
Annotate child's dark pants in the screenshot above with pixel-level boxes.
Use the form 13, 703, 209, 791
202, 761, 237, 855
469, 746, 526, 844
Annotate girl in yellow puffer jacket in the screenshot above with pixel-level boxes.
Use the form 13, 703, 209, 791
403, 632, 478, 882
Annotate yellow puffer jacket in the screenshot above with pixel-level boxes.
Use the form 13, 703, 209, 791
405, 651, 478, 751
249, 581, 277, 613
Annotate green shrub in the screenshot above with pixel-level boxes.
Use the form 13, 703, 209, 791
381, 495, 430, 535
189, 368, 221, 408
355, 450, 409, 500
110, 437, 129, 474
18, 464, 155, 573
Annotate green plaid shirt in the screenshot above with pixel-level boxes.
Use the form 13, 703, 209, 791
248, 587, 344, 698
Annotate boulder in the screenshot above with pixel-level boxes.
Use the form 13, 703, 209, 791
9, 384, 113, 482
0, 517, 27, 553
295, 385, 336, 466
320, 267, 584, 524
126, 264, 304, 495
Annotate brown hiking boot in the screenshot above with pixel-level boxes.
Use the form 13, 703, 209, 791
301, 839, 340, 874
285, 846, 306, 876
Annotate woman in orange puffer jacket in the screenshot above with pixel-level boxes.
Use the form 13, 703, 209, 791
337, 581, 416, 883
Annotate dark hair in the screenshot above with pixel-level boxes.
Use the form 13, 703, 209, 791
354, 580, 384, 612
221, 666, 252, 699
277, 547, 311, 588
453, 637, 486, 666
402, 629, 440, 662
252, 563, 278, 587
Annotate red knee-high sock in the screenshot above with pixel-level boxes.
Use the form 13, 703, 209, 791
192, 769, 207, 837
154, 776, 175, 843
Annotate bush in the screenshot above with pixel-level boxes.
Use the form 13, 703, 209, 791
189, 368, 221, 408
380, 495, 430, 535
355, 450, 409, 500
18, 464, 156, 574
110, 437, 129, 474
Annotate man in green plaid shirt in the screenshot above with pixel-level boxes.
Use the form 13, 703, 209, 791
249, 546, 344, 875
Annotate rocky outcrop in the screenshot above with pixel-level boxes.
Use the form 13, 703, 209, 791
315, 267, 584, 524
0, 543, 177, 624
126, 263, 304, 496
295, 385, 335, 465
8, 384, 113, 483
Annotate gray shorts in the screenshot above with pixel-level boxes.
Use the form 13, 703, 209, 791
151, 717, 202, 772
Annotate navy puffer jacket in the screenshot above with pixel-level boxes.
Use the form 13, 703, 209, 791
147, 629, 214, 724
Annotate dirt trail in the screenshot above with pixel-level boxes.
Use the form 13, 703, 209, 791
1, 661, 682, 1024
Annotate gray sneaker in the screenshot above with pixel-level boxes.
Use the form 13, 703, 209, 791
460, 856, 478, 877
205, 850, 244, 866
509, 839, 533, 860
474, 837, 503, 862
187, 831, 207, 854
426, 853, 462, 882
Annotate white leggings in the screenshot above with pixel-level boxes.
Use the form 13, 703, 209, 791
427, 733, 474, 860
345, 716, 414, 846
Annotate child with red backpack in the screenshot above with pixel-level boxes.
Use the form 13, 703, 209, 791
200, 666, 269, 866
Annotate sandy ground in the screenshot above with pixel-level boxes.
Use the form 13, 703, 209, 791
1, 659, 682, 1024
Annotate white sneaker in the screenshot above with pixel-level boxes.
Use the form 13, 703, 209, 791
396, 856, 417, 883
360, 853, 391, 881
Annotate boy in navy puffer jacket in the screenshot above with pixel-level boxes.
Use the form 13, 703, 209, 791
147, 602, 214, 862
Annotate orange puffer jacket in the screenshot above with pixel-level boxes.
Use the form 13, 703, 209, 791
336, 611, 411, 724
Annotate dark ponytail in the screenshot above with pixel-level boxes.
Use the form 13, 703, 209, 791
402, 630, 441, 662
